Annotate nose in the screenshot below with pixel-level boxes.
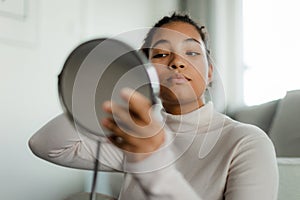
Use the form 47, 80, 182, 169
168, 54, 186, 70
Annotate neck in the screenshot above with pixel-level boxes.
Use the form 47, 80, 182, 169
162, 98, 205, 115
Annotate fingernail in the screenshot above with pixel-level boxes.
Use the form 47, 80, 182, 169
120, 87, 134, 98
102, 101, 111, 110
101, 118, 109, 126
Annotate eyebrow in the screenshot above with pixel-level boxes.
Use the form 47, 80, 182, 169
151, 38, 201, 49
151, 39, 170, 49
184, 38, 201, 44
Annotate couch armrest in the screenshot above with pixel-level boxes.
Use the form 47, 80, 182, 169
277, 157, 300, 200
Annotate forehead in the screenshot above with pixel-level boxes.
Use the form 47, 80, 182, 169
151, 22, 202, 46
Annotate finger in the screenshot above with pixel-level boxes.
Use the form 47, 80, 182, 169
120, 88, 152, 123
102, 118, 136, 141
102, 118, 145, 144
102, 101, 131, 124
106, 126, 139, 153
103, 100, 147, 130
108, 135, 128, 150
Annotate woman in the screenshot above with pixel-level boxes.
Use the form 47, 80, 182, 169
29, 13, 278, 200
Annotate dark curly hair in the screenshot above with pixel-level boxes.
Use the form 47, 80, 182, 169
140, 13, 211, 62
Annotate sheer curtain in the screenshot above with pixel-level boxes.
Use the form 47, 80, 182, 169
243, 0, 300, 105
185, 0, 300, 108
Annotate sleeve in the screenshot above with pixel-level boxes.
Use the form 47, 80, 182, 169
28, 113, 124, 171
224, 126, 279, 200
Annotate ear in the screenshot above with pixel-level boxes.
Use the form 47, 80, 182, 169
208, 63, 213, 83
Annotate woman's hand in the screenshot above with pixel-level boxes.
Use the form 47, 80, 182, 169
101, 88, 165, 161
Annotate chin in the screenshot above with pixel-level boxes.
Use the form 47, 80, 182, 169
160, 86, 203, 105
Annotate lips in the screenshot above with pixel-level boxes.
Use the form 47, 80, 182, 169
167, 73, 191, 84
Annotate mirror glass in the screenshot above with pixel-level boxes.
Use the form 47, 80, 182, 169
58, 38, 159, 138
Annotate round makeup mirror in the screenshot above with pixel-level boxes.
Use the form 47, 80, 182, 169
58, 38, 159, 139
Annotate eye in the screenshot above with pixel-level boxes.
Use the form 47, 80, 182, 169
186, 51, 201, 56
152, 53, 169, 59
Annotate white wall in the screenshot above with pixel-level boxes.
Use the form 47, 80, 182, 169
0, 0, 178, 199
1, 0, 88, 199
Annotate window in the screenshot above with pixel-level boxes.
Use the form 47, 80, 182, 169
243, 0, 300, 105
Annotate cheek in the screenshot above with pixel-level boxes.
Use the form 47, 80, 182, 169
191, 79, 206, 96
153, 64, 167, 82
190, 60, 209, 83
189, 65, 208, 94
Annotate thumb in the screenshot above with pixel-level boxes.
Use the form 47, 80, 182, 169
120, 88, 152, 123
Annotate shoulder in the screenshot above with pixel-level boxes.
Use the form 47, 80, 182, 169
214, 111, 275, 152
217, 111, 269, 139
215, 113, 277, 172
215, 115, 279, 199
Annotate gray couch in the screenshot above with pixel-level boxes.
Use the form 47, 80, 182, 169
229, 90, 300, 200
229, 90, 300, 157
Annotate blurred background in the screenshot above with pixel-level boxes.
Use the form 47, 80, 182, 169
1, 0, 299, 199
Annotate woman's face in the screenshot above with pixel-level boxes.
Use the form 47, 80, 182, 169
149, 22, 213, 114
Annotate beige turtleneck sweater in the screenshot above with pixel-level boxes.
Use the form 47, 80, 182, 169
29, 102, 278, 200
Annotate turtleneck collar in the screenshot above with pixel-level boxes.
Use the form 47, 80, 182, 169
160, 102, 214, 133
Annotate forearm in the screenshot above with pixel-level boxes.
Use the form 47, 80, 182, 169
28, 113, 123, 171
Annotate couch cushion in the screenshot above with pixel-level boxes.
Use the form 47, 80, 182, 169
230, 100, 279, 133
269, 90, 300, 157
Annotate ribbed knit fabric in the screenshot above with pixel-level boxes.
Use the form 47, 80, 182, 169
29, 102, 278, 200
